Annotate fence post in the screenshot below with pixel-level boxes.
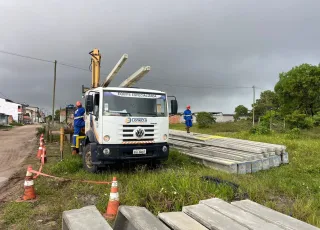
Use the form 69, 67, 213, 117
60, 127, 64, 161
45, 121, 49, 142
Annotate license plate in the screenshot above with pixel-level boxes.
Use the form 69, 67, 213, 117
133, 149, 147, 155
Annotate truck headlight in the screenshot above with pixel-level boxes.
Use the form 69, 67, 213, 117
163, 134, 168, 140
103, 148, 110, 155
104, 135, 110, 142
162, 146, 168, 152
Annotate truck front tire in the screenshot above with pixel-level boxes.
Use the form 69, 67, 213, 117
82, 144, 98, 173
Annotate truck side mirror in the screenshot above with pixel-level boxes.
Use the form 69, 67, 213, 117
86, 95, 94, 112
171, 99, 178, 115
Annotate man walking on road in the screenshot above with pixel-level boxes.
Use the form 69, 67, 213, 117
72, 101, 85, 155
183, 105, 193, 133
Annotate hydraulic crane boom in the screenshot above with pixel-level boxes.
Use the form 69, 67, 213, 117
102, 54, 128, 87
89, 49, 101, 88
87, 49, 150, 89
118, 66, 151, 87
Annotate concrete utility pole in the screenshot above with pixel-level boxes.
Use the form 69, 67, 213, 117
52, 60, 57, 126
252, 85, 255, 126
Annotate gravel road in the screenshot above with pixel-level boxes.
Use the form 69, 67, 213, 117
0, 125, 39, 188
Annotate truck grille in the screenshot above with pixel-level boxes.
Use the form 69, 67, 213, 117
121, 124, 157, 142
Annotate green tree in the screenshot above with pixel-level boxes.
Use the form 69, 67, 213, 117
285, 110, 314, 129
234, 105, 248, 120
249, 90, 279, 121
46, 115, 52, 122
197, 112, 216, 128
275, 63, 320, 116
54, 110, 60, 121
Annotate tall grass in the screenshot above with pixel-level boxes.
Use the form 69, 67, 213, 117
1, 128, 320, 229
170, 120, 252, 134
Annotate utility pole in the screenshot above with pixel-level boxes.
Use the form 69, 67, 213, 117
252, 85, 255, 126
52, 60, 57, 125
50, 60, 57, 142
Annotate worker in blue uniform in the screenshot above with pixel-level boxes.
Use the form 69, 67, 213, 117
72, 101, 85, 154
183, 105, 193, 133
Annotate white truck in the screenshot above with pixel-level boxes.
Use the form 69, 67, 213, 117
77, 49, 178, 172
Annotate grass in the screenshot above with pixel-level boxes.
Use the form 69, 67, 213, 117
170, 119, 252, 134
0, 125, 12, 130
0, 122, 319, 229
171, 122, 320, 227
0, 140, 237, 229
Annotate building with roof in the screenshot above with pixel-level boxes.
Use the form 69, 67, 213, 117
0, 97, 23, 122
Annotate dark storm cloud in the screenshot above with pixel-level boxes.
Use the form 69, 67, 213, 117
1, 0, 320, 114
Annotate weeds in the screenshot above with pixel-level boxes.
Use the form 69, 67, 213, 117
36, 126, 45, 137
170, 120, 252, 134
10, 121, 23, 126
1, 127, 320, 228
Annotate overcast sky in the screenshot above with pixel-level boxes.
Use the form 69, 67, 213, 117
1, 0, 320, 114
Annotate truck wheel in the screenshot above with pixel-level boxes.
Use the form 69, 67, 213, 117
83, 144, 98, 173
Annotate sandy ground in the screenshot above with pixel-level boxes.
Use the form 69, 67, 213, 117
0, 125, 39, 188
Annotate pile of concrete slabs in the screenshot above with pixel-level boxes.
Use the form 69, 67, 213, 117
169, 129, 289, 174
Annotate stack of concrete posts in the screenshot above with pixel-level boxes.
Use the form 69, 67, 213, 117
62, 199, 320, 229
168, 129, 289, 174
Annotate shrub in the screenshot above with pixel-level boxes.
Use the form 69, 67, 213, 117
313, 112, 320, 126
197, 112, 216, 129
10, 121, 23, 126
250, 123, 270, 135
285, 111, 314, 129
36, 126, 45, 137
304, 117, 315, 129
285, 127, 301, 139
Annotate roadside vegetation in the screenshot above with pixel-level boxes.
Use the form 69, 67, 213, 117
0, 125, 13, 130
1, 122, 319, 229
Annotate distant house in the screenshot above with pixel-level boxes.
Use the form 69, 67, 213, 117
0, 97, 23, 122
210, 112, 235, 123
25, 106, 40, 123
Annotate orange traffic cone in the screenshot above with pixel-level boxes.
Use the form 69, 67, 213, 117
103, 177, 120, 220
41, 145, 47, 164
40, 133, 44, 143
37, 142, 43, 159
16, 166, 37, 202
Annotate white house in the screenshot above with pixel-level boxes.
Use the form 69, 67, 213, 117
25, 106, 40, 123
0, 98, 22, 122
211, 112, 235, 123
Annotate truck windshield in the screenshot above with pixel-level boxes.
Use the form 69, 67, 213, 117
103, 91, 167, 117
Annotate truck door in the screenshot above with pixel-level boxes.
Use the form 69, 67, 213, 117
93, 93, 100, 126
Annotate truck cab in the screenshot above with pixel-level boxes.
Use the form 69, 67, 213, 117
80, 86, 178, 172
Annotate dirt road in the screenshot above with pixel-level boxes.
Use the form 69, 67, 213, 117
0, 125, 39, 188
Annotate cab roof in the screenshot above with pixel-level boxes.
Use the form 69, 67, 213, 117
90, 87, 166, 95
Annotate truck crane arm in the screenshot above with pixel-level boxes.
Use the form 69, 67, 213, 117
118, 66, 151, 87
102, 54, 128, 87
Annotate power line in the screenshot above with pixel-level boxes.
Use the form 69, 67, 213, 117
59, 62, 91, 72
0, 50, 54, 63
0, 49, 263, 90
58, 62, 109, 75
0, 49, 107, 74
0, 92, 7, 98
